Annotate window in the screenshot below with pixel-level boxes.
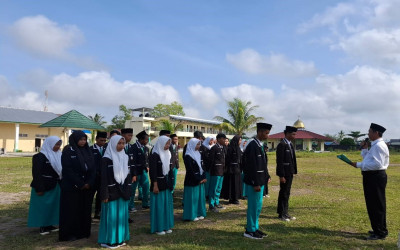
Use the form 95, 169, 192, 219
19, 134, 28, 137
35, 134, 48, 138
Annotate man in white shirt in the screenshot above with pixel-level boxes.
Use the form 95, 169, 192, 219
351, 123, 389, 240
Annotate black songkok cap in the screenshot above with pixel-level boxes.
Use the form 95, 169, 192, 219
284, 126, 298, 133
193, 131, 203, 138
121, 128, 133, 134
136, 130, 148, 139
170, 134, 177, 138
370, 123, 386, 133
159, 130, 171, 136
96, 131, 107, 138
257, 123, 272, 130
216, 133, 226, 139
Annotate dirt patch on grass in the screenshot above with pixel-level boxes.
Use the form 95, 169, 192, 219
0, 192, 29, 205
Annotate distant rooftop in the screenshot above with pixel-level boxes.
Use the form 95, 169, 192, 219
169, 115, 222, 125
0, 106, 59, 124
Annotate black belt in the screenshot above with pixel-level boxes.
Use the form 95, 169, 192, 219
362, 170, 386, 175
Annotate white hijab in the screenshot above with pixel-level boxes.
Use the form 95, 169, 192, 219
152, 135, 171, 176
186, 138, 203, 175
40, 136, 62, 179
103, 135, 129, 184
240, 139, 247, 152
202, 136, 215, 150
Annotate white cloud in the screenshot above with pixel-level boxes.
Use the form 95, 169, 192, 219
8, 15, 104, 70
188, 84, 219, 109
0, 71, 181, 121
226, 49, 318, 78
298, 0, 400, 67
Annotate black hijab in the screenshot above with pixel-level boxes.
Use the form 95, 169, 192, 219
68, 130, 94, 171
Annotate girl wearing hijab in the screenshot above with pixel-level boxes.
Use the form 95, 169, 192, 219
221, 135, 243, 204
98, 135, 131, 248
28, 136, 62, 235
202, 136, 215, 199
183, 138, 207, 221
240, 139, 248, 199
59, 130, 96, 241
149, 135, 174, 235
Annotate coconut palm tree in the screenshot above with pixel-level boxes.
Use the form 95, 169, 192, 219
214, 98, 263, 136
347, 131, 366, 143
156, 119, 183, 133
88, 113, 107, 126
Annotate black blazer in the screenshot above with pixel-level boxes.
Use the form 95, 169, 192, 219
276, 139, 297, 177
208, 144, 225, 176
99, 158, 132, 201
149, 153, 174, 192
124, 143, 137, 177
90, 144, 106, 174
183, 155, 206, 186
132, 142, 149, 175
226, 147, 242, 175
169, 144, 180, 169
201, 146, 210, 172
60, 146, 96, 191
30, 152, 60, 192
243, 139, 270, 186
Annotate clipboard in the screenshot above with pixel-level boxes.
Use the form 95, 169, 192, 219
337, 154, 353, 165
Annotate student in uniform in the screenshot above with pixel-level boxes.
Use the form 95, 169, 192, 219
90, 131, 107, 219
59, 130, 96, 241
183, 131, 203, 156
109, 130, 121, 137
276, 126, 298, 221
98, 135, 131, 248
263, 144, 270, 198
149, 135, 174, 235
130, 130, 150, 211
202, 136, 215, 200
208, 133, 227, 212
169, 134, 180, 194
183, 138, 207, 221
243, 123, 272, 240
240, 139, 248, 199
28, 136, 62, 235
221, 135, 243, 204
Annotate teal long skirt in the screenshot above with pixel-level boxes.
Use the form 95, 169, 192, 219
150, 190, 174, 233
183, 184, 206, 221
27, 184, 60, 227
98, 198, 130, 245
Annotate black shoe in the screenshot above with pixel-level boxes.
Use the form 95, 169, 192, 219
256, 229, 267, 238
138, 197, 143, 201
243, 230, 263, 240
39, 227, 50, 235
46, 226, 59, 232
93, 215, 100, 220
128, 218, 134, 224
368, 230, 374, 235
233, 200, 240, 205
67, 236, 78, 241
365, 234, 386, 240
142, 205, 150, 209
284, 214, 296, 220
209, 206, 219, 213
216, 204, 225, 209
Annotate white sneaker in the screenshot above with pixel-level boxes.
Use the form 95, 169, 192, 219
129, 208, 137, 213
197, 216, 204, 220
100, 243, 119, 249
193, 217, 199, 221
156, 231, 166, 235
165, 229, 172, 234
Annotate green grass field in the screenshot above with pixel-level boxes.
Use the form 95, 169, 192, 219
1, 151, 400, 249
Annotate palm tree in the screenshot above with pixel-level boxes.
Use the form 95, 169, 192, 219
88, 113, 107, 126
347, 131, 366, 143
337, 130, 345, 142
214, 98, 263, 136
157, 120, 183, 133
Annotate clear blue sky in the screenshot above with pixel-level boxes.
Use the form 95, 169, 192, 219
1, 0, 399, 138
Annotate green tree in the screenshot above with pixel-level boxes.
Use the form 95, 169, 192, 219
88, 113, 107, 126
150, 101, 185, 118
324, 134, 338, 141
156, 120, 183, 133
347, 131, 366, 143
337, 130, 345, 142
340, 137, 356, 146
214, 98, 263, 136
108, 105, 132, 130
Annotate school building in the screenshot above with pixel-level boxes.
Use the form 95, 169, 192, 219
0, 107, 64, 153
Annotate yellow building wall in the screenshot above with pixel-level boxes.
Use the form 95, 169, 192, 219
0, 122, 64, 152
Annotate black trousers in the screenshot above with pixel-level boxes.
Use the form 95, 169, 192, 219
362, 170, 388, 237
59, 189, 94, 241
277, 174, 293, 216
